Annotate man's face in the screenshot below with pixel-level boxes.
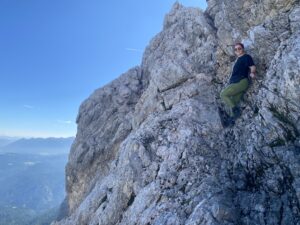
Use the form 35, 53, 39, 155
234, 45, 244, 56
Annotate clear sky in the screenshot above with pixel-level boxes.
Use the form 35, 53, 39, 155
0, 0, 207, 138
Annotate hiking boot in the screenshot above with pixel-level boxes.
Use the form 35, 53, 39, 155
224, 106, 234, 118
227, 116, 235, 127
218, 106, 234, 128
232, 107, 241, 119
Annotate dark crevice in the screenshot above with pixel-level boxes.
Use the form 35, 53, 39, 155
95, 194, 108, 212
159, 77, 190, 93
100, 195, 108, 205
268, 104, 300, 143
160, 97, 172, 111
203, 11, 218, 32
155, 194, 162, 204
279, 201, 284, 225
127, 193, 136, 208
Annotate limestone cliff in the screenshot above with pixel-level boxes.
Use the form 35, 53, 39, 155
53, 1, 300, 224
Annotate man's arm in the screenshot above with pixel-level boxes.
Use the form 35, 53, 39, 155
249, 65, 256, 78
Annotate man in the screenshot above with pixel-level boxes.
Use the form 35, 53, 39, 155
220, 43, 256, 121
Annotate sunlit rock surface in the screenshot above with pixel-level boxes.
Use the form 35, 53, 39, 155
53, 1, 300, 224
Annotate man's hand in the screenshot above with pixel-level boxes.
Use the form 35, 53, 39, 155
249, 65, 256, 79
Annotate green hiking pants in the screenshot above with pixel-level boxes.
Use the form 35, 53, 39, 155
220, 78, 249, 116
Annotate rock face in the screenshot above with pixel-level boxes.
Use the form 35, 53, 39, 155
53, 1, 300, 225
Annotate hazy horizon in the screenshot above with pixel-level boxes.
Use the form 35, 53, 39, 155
0, 134, 76, 139
0, 135, 75, 140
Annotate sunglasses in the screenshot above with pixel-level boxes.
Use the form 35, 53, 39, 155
234, 47, 243, 51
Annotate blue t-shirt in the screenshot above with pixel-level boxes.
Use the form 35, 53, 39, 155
229, 54, 255, 84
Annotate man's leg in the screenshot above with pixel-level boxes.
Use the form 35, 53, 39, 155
231, 92, 244, 106
220, 78, 248, 117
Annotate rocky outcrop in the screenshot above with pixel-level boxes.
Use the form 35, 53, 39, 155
65, 67, 146, 213
53, 1, 300, 224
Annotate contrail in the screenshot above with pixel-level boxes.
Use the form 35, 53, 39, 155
24, 104, 34, 109
125, 48, 143, 52
57, 120, 73, 124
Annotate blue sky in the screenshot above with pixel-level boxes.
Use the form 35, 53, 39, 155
0, 0, 207, 138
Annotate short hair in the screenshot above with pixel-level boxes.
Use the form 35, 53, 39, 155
235, 43, 244, 49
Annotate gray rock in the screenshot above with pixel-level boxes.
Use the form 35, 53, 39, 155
53, 1, 300, 225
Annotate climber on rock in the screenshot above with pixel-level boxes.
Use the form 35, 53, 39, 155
220, 43, 256, 123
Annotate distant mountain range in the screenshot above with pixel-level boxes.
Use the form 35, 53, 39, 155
0, 153, 68, 210
0, 136, 74, 225
0, 137, 74, 155
0, 137, 19, 148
